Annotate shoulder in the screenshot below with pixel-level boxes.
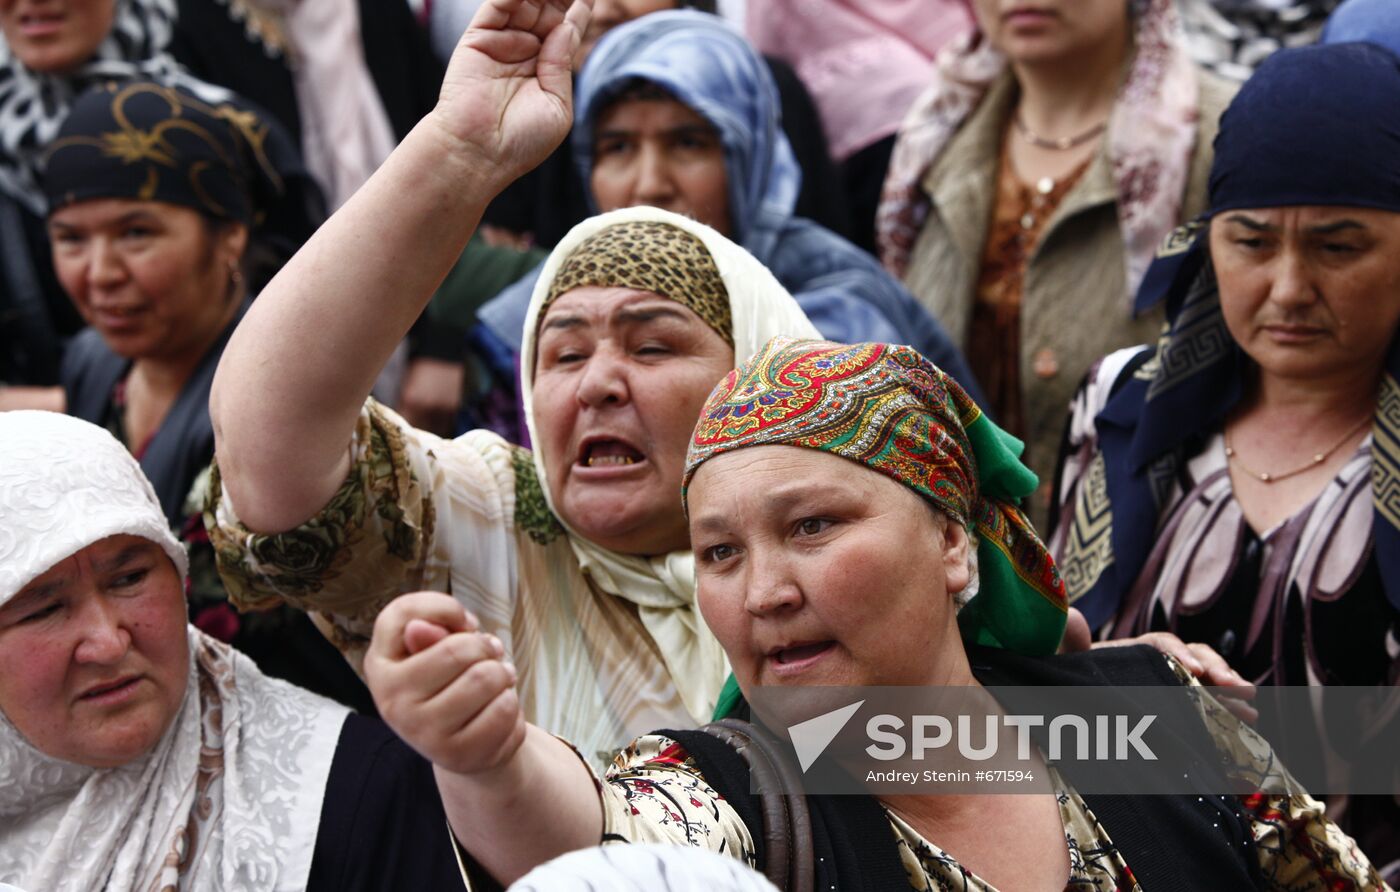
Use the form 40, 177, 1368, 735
503, 443, 565, 546
60, 328, 126, 413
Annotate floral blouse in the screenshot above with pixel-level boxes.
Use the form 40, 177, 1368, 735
596, 657, 1389, 891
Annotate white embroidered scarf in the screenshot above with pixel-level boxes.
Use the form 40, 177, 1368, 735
519, 207, 819, 724
0, 411, 347, 891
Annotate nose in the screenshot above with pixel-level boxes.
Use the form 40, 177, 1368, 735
1265, 245, 1319, 311
744, 546, 804, 617
632, 144, 678, 209
86, 238, 127, 291
72, 596, 132, 666
575, 344, 630, 409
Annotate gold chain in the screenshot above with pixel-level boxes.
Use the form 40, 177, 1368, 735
1224, 415, 1372, 484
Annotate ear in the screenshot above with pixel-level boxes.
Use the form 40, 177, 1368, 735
218, 222, 249, 268
940, 519, 972, 598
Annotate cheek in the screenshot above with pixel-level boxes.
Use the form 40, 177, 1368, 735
589, 164, 632, 211
679, 163, 729, 228
0, 636, 68, 734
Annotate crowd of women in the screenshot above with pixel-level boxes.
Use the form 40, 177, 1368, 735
1, 0, 1397, 889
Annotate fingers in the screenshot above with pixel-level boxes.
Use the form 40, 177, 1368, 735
405, 618, 451, 654
537, 0, 589, 101
370, 591, 475, 662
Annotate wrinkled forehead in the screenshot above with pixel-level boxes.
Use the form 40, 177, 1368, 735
1209, 205, 1400, 237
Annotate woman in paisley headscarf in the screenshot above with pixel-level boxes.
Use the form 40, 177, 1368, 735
46, 79, 368, 711
879, 0, 1236, 524
0, 0, 319, 402
472, 10, 983, 442
1049, 42, 1400, 880
367, 336, 1389, 891
0, 411, 461, 892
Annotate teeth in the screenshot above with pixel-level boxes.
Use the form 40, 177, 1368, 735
587, 455, 636, 467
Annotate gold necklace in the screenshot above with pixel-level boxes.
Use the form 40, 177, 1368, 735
1224, 415, 1372, 484
1012, 113, 1107, 151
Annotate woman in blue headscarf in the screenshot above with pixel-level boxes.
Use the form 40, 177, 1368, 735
473, 10, 983, 442
1049, 42, 1400, 881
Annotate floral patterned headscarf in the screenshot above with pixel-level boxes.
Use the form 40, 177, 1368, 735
684, 336, 1068, 656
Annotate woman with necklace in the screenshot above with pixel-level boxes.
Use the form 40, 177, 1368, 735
1050, 42, 1400, 882
878, 0, 1236, 526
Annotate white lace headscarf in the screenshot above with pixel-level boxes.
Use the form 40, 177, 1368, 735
0, 411, 347, 891
520, 207, 820, 724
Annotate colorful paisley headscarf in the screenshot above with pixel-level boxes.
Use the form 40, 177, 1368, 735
684, 336, 1068, 657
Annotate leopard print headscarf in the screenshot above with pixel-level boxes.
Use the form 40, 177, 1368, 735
542, 220, 733, 345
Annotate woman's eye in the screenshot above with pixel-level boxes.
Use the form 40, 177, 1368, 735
635, 343, 671, 356
1322, 242, 1360, 255
702, 544, 737, 563
1233, 237, 1265, 250
18, 602, 60, 624
795, 518, 832, 537
110, 567, 150, 589
595, 139, 630, 158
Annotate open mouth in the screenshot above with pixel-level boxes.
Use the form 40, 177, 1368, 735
770, 641, 836, 665
578, 437, 645, 468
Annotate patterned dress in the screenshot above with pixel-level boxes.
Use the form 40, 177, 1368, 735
597, 657, 1388, 891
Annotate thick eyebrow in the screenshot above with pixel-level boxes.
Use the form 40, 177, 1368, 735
539, 314, 589, 334
666, 124, 719, 140
1221, 214, 1367, 236
1222, 214, 1275, 232
1306, 220, 1366, 235
92, 543, 157, 574
48, 210, 159, 233
690, 483, 833, 535
613, 305, 691, 327
593, 127, 636, 144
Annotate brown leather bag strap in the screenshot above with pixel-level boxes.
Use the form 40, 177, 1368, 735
699, 718, 815, 892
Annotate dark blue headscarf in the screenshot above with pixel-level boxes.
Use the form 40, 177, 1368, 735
476, 11, 984, 408
1064, 42, 1400, 629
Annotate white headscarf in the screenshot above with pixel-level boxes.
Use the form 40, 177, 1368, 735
0, 411, 348, 891
508, 843, 781, 891
519, 207, 819, 723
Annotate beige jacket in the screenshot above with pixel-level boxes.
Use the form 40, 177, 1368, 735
902, 71, 1236, 525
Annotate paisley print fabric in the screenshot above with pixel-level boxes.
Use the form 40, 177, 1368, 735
684, 337, 1067, 655
543, 220, 733, 345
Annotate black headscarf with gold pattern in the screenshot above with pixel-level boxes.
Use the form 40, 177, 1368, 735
42, 80, 280, 225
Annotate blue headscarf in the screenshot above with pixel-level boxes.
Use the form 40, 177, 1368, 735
572, 10, 800, 262
1322, 0, 1400, 57
477, 11, 984, 408
1062, 43, 1400, 628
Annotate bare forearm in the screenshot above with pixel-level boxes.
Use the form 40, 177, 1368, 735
211, 119, 511, 532
436, 726, 604, 885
